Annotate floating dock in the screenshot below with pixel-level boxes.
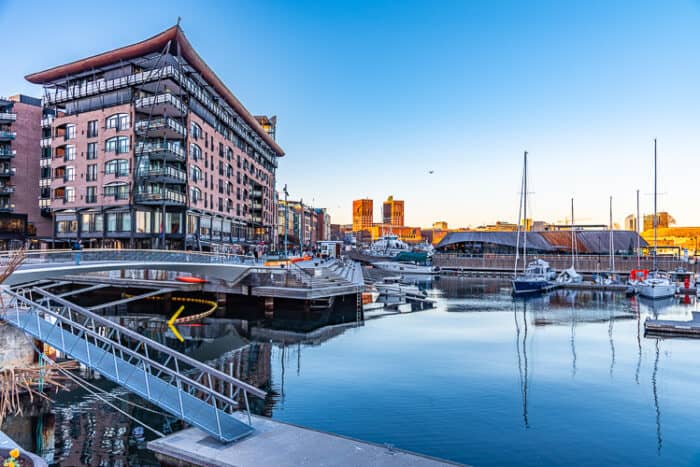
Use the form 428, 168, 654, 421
148, 414, 464, 467
644, 312, 700, 337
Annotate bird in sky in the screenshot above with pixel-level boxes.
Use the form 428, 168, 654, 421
428, 170, 434, 174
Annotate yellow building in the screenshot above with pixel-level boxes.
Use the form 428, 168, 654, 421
643, 212, 675, 232
382, 196, 404, 227
641, 226, 700, 256
369, 224, 423, 243
352, 199, 373, 231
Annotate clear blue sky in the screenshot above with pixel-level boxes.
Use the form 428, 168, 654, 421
2, 0, 699, 228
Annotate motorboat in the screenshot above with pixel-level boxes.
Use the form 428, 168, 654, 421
513, 259, 555, 295
365, 233, 411, 257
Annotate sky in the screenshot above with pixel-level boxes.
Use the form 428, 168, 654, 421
2, 0, 700, 228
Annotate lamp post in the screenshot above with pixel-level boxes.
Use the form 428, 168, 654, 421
283, 184, 289, 258
299, 198, 304, 254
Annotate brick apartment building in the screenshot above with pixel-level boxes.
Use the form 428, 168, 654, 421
25, 25, 284, 250
0, 94, 51, 248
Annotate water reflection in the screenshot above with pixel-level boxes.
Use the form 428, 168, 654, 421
512, 300, 529, 428
652, 339, 663, 455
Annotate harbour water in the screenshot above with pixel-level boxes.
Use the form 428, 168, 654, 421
6, 277, 700, 466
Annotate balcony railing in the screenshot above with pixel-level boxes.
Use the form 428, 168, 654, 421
137, 166, 187, 183
0, 149, 15, 159
0, 186, 14, 195
135, 94, 187, 115
0, 131, 16, 140
135, 117, 186, 139
135, 142, 186, 162
0, 203, 15, 212
0, 167, 16, 177
0, 113, 16, 123
40, 137, 52, 148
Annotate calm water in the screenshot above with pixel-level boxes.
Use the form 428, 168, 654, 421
8, 277, 700, 466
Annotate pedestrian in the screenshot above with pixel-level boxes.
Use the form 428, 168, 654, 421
72, 240, 83, 265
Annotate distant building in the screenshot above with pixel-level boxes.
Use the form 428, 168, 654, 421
643, 212, 674, 231
0, 94, 50, 248
432, 221, 448, 230
624, 214, 638, 232
277, 199, 330, 248
382, 195, 404, 227
352, 199, 373, 231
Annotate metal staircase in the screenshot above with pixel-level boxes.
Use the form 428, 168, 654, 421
0, 287, 266, 443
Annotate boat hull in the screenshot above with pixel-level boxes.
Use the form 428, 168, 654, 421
512, 279, 552, 295
637, 283, 676, 299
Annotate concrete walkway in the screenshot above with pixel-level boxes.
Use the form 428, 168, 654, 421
148, 414, 465, 467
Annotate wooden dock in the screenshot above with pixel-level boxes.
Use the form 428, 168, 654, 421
644, 312, 700, 337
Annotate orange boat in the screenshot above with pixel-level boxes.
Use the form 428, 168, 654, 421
176, 276, 208, 284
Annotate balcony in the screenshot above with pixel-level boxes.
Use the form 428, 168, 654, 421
40, 137, 52, 148
0, 113, 16, 124
0, 186, 14, 195
0, 131, 16, 141
0, 203, 14, 212
135, 93, 187, 117
0, 167, 15, 177
134, 187, 186, 206
135, 142, 185, 162
137, 166, 187, 184
135, 117, 186, 140
41, 115, 55, 128
0, 149, 15, 159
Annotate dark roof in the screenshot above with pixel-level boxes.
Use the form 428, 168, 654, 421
436, 231, 556, 252
436, 230, 648, 254
25, 25, 284, 157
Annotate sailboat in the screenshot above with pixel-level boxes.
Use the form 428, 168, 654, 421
556, 198, 582, 283
637, 139, 676, 299
512, 151, 554, 295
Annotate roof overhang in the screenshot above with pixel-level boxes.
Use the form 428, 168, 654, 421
25, 25, 284, 157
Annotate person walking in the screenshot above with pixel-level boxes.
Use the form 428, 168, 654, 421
72, 240, 83, 265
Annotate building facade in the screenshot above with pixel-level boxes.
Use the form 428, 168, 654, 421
0, 94, 51, 248
26, 26, 284, 250
382, 195, 404, 227
277, 199, 330, 249
352, 199, 373, 231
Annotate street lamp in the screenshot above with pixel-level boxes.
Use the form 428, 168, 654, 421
299, 198, 304, 253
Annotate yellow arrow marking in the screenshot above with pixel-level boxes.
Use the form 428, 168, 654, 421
167, 305, 185, 342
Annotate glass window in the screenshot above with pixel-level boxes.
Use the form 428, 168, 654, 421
87, 120, 98, 138
65, 187, 75, 202
190, 186, 201, 203
190, 122, 202, 139
189, 143, 201, 161
86, 164, 97, 182
190, 165, 202, 182
87, 142, 97, 160
64, 145, 76, 161
65, 124, 76, 140
64, 166, 75, 181
86, 186, 97, 203
106, 113, 129, 131
105, 159, 129, 176
105, 136, 129, 154
104, 183, 129, 200
187, 214, 198, 235
136, 210, 152, 233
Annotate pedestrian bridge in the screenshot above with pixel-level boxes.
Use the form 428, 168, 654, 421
2, 249, 364, 299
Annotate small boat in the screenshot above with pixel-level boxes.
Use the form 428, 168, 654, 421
637, 271, 676, 299
176, 276, 208, 284
365, 233, 411, 258
371, 261, 439, 275
513, 259, 555, 294
556, 267, 583, 284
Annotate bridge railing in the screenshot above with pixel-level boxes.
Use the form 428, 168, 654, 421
0, 249, 259, 266
2, 287, 266, 440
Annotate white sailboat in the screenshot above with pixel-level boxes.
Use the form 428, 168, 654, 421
637, 139, 676, 299
556, 198, 582, 283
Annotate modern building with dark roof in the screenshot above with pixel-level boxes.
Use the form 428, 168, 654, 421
436, 230, 648, 255
26, 25, 283, 249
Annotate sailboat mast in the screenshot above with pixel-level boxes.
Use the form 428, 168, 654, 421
523, 151, 528, 271
636, 189, 641, 268
609, 196, 614, 272
571, 197, 575, 269
654, 138, 658, 271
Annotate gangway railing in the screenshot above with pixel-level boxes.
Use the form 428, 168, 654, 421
0, 249, 259, 266
0, 287, 266, 443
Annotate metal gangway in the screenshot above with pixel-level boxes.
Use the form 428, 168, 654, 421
0, 286, 266, 443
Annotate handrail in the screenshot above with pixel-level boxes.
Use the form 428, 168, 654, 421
28, 287, 266, 399
0, 248, 254, 264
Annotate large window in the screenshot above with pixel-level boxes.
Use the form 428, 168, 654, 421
190, 186, 201, 203
87, 142, 97, 160
105, 159, 129, 177
106, 212, 131, 232
65, 124, 76, 140
105, 136, 129, 154
190, 143, 202, 161
190, 122, 202, 140
136, 210, 153, 233
64, 187, 75, 202
56, 220, 77, 233
106, 113, 129, 131
190, 165, 202, 183
86, 186, 97, 203
104, 182, 129, 200
81, 213, 103, 232
86, 164, 97, 182
64, 145, 76, 161
87, 120, 98, 138
64, 166, 75, 182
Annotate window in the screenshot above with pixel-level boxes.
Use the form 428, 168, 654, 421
218, 142, 224, 157
65, 124, 76, 140
190, 186, 201, 204
105, 159, 129, 177
226, 182, 232, 195
106, 212, 131, 232
81, 212, 103, 232
218, 198, 223, 211
136, 211, 153, 233
104, 183, 129, 200
86, 164, 97, 182
41, 147, 51, 159
64, 145, 76, 161
190, 122, 202, 139
227, 164, 233, 177
87, 120, 98, 138
190, 165, 202, 183
86, 186, 97, 203
56, 220, 77, 233
218, 179, 224, 194
204, 155, 208, 169
87, 142, 97, 160
218, 161, 224, 176
65, 187, 75, 202
64, 166, 75, 182
189, 143, 201, 161
106, 113, 129, 131
105, 136, 129, 154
